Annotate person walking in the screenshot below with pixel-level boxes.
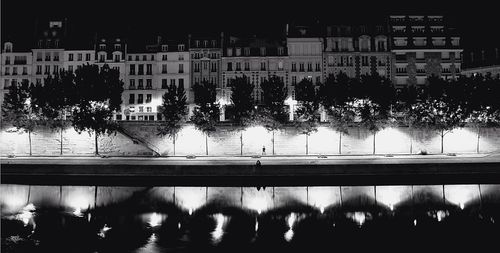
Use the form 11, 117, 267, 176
262, 146, 266, 156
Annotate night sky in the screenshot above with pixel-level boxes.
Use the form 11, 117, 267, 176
1, 0, 499, 50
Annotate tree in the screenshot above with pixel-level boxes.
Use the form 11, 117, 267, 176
357, 73, 396, 154
1, 80, 40, 155
319, 73, 356, 154
394, 84, 420, 154
191, 80, 219, 155
259, 76, 288, 155
466, 106, 499, 153
71, 64, 124, 155
294, 78, 320, 155
31, 71, 76, 155
227, 75, 255, 127
158, 82, 188, 156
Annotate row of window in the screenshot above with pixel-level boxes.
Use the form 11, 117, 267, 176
35, 52, 61, 62
291, 62, 321, 72
193, 62, 217, 72
129, 64, 185, 75
192, 52, 219, 59
34, 65, 59, 75
67, 53, 93, 62
3, 66, 28, 75
116, 114, 155, 121
226, 47, 285, 57
3, 56, 28, 65
128, 78, 186, 90
393, 37, 460, 47
128, 94, 152, 104
3, 79, 29, 88
227, 61, 284, 71
127, 54, 185, 62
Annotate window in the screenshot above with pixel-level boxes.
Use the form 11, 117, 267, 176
292, 76, 297, 85
227, 62, 233, 71
138, 94, 144, 104
68, 65, 73, 72
162, 45, 168, 52
162, 54, 168, 61
138, 79, 144, 89
5, 67, 10, 75
53, 65, 59, 74
299, 63, 304, 72
236, 62, 241, 71
36, 65, 42, 74
178, 64, 184, 73
442, 52, 450, 59
146, 64, 152, 75
138, 65, 144, 75
99, 54, 105, 62
45, 65, 50, 74
4, 79, 9, 88
260, 47, 266, 56
135, 55, 139, 61
146, 94, 152, 103
114, 54, 120, 62
227, 48, 232, 57
316, 76, 320, 84
203, 62, 208, 70
162, 79, 167, 88
307, 62, 312, 71
236, 48, 241, 56
178, 44, 185, 51
161, 64, 167, 73
36, 78, 41, 85
260, 62, 266, 71
362, 56, 369, 66
377, 41, 386, 51
45, 53, 51, 61
53, 52, 59, 61
69, 54, 74, 61
147, 107, 152, 113
114, 44, 121, 51
170, 79, 176, 86
5, 43, 12, 52
146, 79, 152, 89
129, 94, 135, 104
194, 63, 200, 72
37, 52, 42, 61
278, 47, 284, 56
86, 53, 91, 61
244, 62, 250, 71
279, 61, 284, 71
315, 63, 320, 71
143, 55, 147, 61
129, 64, 135, 75
99, 44, 106, 50
129, 79, 136, 89
77, 53, 82, 61
244, 48, 250, 56
178, 54, 184, 61
178, 78, 184, 87
211, 62, 217, 72
139, 107, 144, 113
292, 63, 297, 72
12, 67, 17, 75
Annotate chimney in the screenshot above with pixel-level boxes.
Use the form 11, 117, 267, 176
286, 24, 289, 36
481, 50, 485, 62
157, 35, 162, 46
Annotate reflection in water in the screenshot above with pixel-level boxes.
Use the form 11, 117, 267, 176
16, 203, 35, 226
211, 213, 229, 243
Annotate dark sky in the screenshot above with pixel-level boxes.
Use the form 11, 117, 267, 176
1, 0, 499, 49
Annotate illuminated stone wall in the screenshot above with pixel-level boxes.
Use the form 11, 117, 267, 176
1, 123, 499, 156
2, 184, 499, 216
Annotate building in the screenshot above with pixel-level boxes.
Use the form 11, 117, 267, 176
221, 35, 288, 120
188, 34, 222, 98
461, 47, 500, 77
389, 15, 462, 87
32, 21, 66, 86
1, 42, 33, 105
323, 25, 391, 80
63, 50, 95, 72
121, 36, 190, 121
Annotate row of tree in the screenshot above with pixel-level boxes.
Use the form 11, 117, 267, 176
3, 63, 500, 155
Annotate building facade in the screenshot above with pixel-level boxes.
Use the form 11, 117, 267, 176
389, 15, 462, 87
323, 25, 391, 80
1, 42, 33, 105
189, 34, 222, 99
461, 47, 500, 77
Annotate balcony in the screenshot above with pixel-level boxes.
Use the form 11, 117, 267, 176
138, 85, 144, 90
14, 60, 27, 65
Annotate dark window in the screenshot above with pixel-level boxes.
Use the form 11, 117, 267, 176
138, 94, 144, 104
129, 94, 135, 104
146, 94, 152, 103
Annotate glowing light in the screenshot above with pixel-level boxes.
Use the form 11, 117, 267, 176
436, 210, 448, 222
320, 206, 325, 214
460, 203, 464, 210
346, 212, 371, 227
255, 220, 258, 232
175, 187, 206, 215
247, 196, 269, 214
178, 222, 181, 229
284, 229, 294, 242
414, 219, 417, 226
16, 203, 35, 226
284, 212, 301, 242
67, 195, 92, 216
211, 213, 229, 243
389, 204, 394, 211
376, 186, 412, 212
73, 207, 83, 217
189, 209, 193, 215
307, 187, 340, 215
444, 185, 479, 210
98, 224, 111, 238
148, 213, 165, 227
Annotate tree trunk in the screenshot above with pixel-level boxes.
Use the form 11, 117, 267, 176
441, 130, 444, 154
272, 130, 275, 155
173, 136, 176, 156
477, 127, 481, 154
305, 134, 309, 155
372, 132, 376, 155
339, 132, 342, 155
60, 127, 63, 156
205, 134, 209, 156
28, 130, 32, 156
95, 132, 99, 155
240, 132, 243, 156
409, 129, 413, 155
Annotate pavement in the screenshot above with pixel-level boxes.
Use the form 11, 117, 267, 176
2, 153, 500, 186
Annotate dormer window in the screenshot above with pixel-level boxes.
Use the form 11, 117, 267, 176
178, 44, 185, 51
244, 47, 250, 56
236, 48, 241, 56
195, 40, 200, 47
204, 40, 208, 47
278, 47, 284, 56
54, 39, 59, 48
227, 48, 233, 57
161, 45, 168, 52
211, 40, 216, 47
99, 44, 106, 51
260, 47, 266, 56
114, 44, 121, 51
4, 42, 13, 52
